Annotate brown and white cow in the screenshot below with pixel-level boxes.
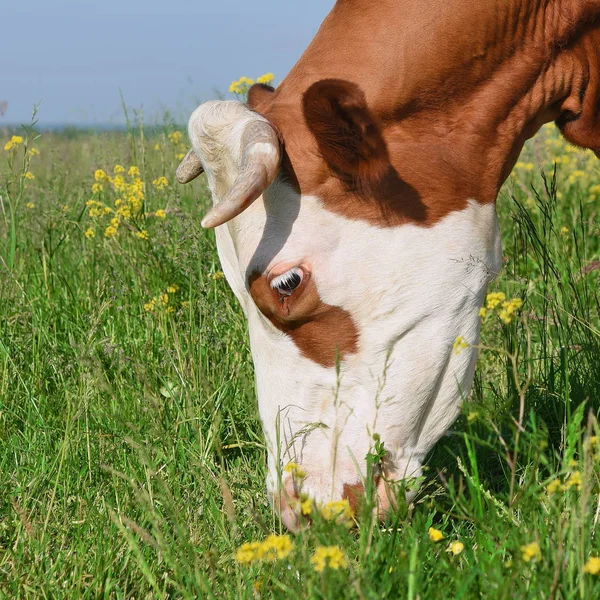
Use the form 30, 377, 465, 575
177, 0, 600, 529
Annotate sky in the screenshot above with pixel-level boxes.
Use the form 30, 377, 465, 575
2, 0, 333, 126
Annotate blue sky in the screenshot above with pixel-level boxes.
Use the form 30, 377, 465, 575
2, 0, 332, 126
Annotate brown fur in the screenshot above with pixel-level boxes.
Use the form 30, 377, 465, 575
248, 0, 600, 227
248, 270, 358, 367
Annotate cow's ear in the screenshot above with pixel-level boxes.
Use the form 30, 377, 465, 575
302, 79, 387, 183
556, 31, 600, 158
248, 83, 275, 110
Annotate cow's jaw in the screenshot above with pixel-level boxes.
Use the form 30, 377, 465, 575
215, 179, 502, 528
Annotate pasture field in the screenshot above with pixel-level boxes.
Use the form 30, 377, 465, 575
1, 113, 600, 599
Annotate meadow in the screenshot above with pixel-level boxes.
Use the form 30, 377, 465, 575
1, 101, 600, 599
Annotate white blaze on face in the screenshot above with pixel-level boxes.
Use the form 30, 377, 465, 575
215, 177, 502, 514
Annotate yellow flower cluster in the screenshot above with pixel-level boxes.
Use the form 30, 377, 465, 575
547, 470, 583, 494
257, 72, 275, 85
310, 545, 348, 572
4, 135, 23, 151
86, 165, 163, 240
584, 556, 600, 576
521, 541, 541, 562
152, 176, 169, 191
319, 499, 354, 526
235, 534, 293, 564
480, 292, 523, 324
428, 527, 444, 542
284, 461, 306, 479
447, 541, 464, 556
144, 285, 179, 314
229, 76, 255, 95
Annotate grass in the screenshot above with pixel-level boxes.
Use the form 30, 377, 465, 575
1, 114, 600, 599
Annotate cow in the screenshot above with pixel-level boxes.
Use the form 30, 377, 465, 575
176, 0, 600, 530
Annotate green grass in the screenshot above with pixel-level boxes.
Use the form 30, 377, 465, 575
1, 118, 600, 599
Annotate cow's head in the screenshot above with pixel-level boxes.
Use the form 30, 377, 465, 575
178, 1, 600, 530
177, 91, 502, 530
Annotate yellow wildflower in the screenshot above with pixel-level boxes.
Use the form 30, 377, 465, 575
62, 204, 69, 212
159, 293, 169, 306
479, 307, 487, 318
257, 72, 275, 85
569, 458, 578, 468
102, 207, 112, 215
453, 336, 469, 355
28, 147, 39, 156
84, 228, 95, 239
486, 292, 506, 310
144, 299, 156, 312
447, 541, 464, 556
168, 131, 183, 145
545, 478, 563, 495
104, 225, 118, 238
94, 169, 107, 182
176, 152, 185, 160
498, 297, 523, 324
91, 183, 103, 194
235, 534, 293, 564
113, 164, 125, 173
112, 175, 125, 191
155, 209, 167, 219
584, 557, 600, 575
467, 411, 478, 423
320, 499, 354, 525
565, 471, 582, 491
211, 271, 225, 280
560, 226, 569, 234
128, 166, 140, 178
110, 217, 120, 228
152, 176, 169, 190
166, 284, 179, 294
428, 527, 444, 542
137, 230, 149, 240
23, 171, 35, 180
25, 202, 34, 209
116, 206, 131, 219
154, 143, 160, 151
4, 135, 23, 151
301, 497, 313, 516
521, 541, 541, 562
284, 462, 306, 479
310, 546, 348, 572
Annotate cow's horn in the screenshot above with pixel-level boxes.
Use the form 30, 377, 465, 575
200, 120, 281, 229
176, 149, 204, 183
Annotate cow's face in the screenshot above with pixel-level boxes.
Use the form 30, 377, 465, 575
178, 95, 502, 530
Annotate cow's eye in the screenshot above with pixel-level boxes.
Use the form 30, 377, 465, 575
270, 267, 303, 296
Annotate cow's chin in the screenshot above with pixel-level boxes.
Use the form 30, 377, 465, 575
268, 453, 424, 532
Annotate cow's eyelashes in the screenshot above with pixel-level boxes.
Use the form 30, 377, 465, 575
270, 267, 303, 296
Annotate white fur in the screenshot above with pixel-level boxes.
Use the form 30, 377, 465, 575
187, 101, 503, 507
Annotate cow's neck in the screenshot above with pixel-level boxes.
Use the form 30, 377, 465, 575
253, 0, 598, 227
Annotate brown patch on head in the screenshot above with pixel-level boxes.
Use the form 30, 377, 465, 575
248, 269, 358, 367
302, 79, 427, 226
